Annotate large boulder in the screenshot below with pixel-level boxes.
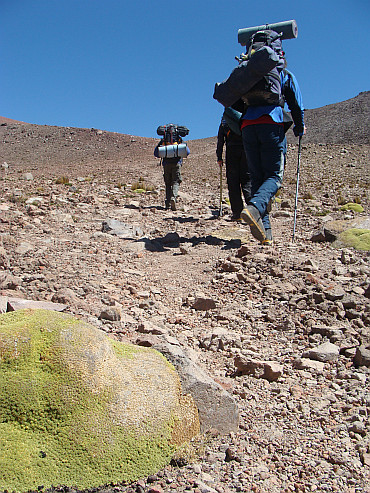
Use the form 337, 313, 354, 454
0, 309, 199, 492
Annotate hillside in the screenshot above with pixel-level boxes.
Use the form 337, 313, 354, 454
303, 91, 370, 145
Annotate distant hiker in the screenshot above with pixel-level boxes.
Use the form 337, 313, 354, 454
154, 124, 190, 211
216, 108, 251, 220
239, 30, 305, 245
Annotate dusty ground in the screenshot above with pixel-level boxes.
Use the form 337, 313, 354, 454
0, 104, 369, 493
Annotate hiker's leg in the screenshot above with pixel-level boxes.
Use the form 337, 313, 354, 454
171, 162, 182, 201
242, 125, 264, 200
238, 145, 252, 204
225, 146, 244, 218
163, 165, 172, 207
244, 124, 286, 230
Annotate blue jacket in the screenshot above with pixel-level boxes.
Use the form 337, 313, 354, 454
242, 69, 305, 135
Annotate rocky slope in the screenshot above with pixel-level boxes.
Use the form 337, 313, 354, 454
302, 91, 370, 145
0, 94, 369, 493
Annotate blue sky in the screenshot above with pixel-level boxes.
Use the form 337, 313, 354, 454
1, 0, 369, 140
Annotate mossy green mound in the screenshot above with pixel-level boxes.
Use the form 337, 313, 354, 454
339, 228, 370, 251
0, 309, 199, 492
340, 202, 364, 213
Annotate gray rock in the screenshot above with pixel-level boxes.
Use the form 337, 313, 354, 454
102, 218, 143, 239
146, 336, 239, 435
0, 296, 8, 314
7, 297, 67, 312
137, 321, 168, 336
348, 421, 366, 436
323, 285, 346, 301
234, 354, 283, 382
0, 272, 21, 290
353, 346, 370, 367
293, 357, 325, 373
98, 306, 121, 321
302, 342, 340, 362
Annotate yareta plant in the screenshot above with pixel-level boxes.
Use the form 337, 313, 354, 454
0, 309, 200, 492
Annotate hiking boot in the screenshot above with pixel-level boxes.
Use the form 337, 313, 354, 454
241, 205, 267, 243
262, 228, 273, 246
231, 213, 242, 221
170, 198, 177, 211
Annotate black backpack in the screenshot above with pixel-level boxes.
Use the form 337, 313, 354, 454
213, 30, 285, 108
242, 30, 285, 106
156, 124, 189, 144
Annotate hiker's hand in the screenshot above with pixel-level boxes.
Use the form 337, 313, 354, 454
217, 160, 223, 167
294, 125, 306, 137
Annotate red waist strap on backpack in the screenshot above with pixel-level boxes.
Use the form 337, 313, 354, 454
241, 114, 284, 128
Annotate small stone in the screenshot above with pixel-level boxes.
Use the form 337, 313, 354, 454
302, 342, 340, 362
353, 346, 370, 367
263, 361, 283, 382
98, 306, 121, 321
348, 421, 366, 436
293, 357, 325, 373
192, 297, 216, 311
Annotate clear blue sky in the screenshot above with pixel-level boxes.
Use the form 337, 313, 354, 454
2, 0, 369, 140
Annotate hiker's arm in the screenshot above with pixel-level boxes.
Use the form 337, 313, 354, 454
283, 71, 305, 136
153, 139, 163, 158
216, 125, 225, 162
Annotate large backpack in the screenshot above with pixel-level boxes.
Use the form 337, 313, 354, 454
156, 124, 190, 159
241, 30, 285, 106
156, 124, 189, 144
213, 30, 285, 108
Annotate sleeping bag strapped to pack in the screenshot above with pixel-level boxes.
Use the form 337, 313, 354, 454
156, 123, 190, 159
157, 143, 188, 158
213, 30, 285, 108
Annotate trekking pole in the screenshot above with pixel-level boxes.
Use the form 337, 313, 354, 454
219, 163, 223, 217
292, 135, 302, 241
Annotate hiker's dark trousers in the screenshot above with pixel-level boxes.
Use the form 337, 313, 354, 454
225, 144, 251, 218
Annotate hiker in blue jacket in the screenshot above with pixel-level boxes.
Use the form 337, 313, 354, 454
240, 44, 305, 245
154, 136, 190, 211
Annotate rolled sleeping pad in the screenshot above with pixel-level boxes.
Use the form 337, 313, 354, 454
213, 45, 280, 108
158, 143, 188, 158
223, 107, 242, 136
238, 19, 298, 45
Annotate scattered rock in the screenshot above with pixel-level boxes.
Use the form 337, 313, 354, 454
191, 297, 217, 311
353, 345, 370, 367
302, 342, 340, 362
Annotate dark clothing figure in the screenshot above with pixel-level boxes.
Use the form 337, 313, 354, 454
216, 121, 251, 219
154, 138, 190, 210
241, 68, 305, 244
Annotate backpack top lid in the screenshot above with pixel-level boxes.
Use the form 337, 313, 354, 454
246, 29, 283, 57
157, 124, 189, 138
